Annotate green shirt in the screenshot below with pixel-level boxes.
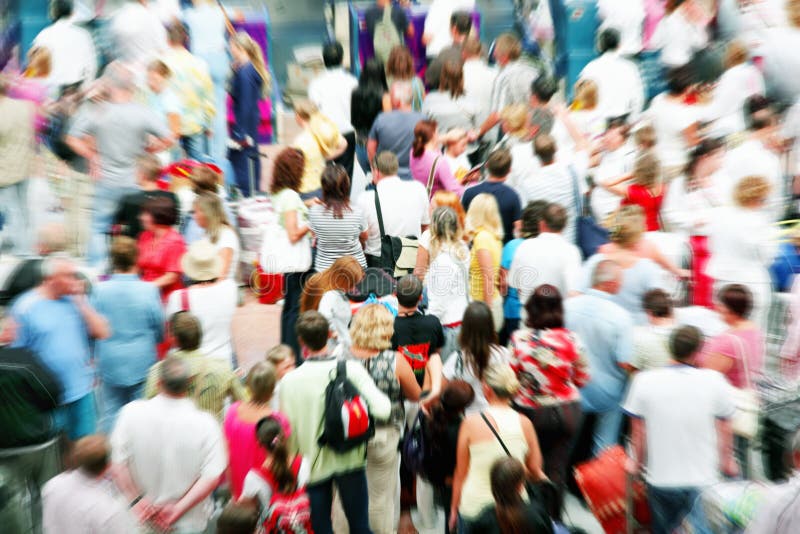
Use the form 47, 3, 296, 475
279, 358, 391, 484
144, 350, 247, 422
272, 188, 308, 229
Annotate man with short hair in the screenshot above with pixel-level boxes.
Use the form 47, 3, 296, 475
422, 0, 475, 60
10, 255, 110, 440
624, 325, 737, 533
309, 42, 359, 178
461, 148, 522, 244
509, 202, 582, 318
367, 82, 425, 180
0, 346, 62, 533
110, 0, 168, 68
33, 0, 98, 91
91, 237, 163, 432
280, 311, 391, 534
162, 22, 215, 161
425, 11, 473, 89
66, 63, 173, 269
631, 289, 676, 371
565, 260, 633, 454
144, 311, 246, 421
43, 435, 136, 533
357, 151, 431, 268
113, 154, 180, 239
578, 28, 645, 122
111, 356, 227, 533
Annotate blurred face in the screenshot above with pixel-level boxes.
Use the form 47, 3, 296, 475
448, 137, 468, 156
140, 211, 155, 232
603, 127, 625, 151
274, 358, 295, 380
193, 204, 208, 229
230, 41, 247, 64
147, 70, 167, 93
50, 261, 81, 297
698, 148, 724, 177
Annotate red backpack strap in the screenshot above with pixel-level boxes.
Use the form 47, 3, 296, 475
290, 456, 303, 478
256, 465, 277, 489
180, 289, 190, 312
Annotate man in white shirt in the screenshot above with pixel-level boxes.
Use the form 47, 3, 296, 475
357, 152, 430, 268
624, 325, 737, 534
111, 0, 168, 70
723, 95, 784, 221
509, 203, 582, 319
308, 42, 359, 179
461, 36, 497, 125
422, 0, 475, 59
519, 133, 589, 243
597, 0, 645, 56
33, 0, 98, 92
43, 435, 136, 533
578, 29, 645, 122
590, 117, 637, 221
111, 357, 227, 534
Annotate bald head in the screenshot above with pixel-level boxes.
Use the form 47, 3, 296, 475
73, 435, 110, 477
591, 259, 622, 294
159, 356, 192, 396
37, 223, 67, 255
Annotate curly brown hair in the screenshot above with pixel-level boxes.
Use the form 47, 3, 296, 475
386, 46, 415, 80
270, 147, 306, 194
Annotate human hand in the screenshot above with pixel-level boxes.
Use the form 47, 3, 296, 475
132, 497, 158, 524
721, 456, 740, 478
89, 157, 102, 182
466, 129, 479, 143
152, 502, 182, 532
0, 318, 17, 346
625, 456, 640, 476
448, 509, 458, 532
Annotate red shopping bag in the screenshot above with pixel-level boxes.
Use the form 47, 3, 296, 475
251, 263, 284, 305
573, 445, 651, 534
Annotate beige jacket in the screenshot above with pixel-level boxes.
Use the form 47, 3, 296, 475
0, 96, 36, 187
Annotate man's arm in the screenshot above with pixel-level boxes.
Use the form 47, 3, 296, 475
716, 418, 739, 478
626, 416, 646, 475
349, 360, 391, 421
366, 138, 378, 165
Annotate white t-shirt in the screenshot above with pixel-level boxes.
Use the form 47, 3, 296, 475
650, 10, 708, 67
508, 233, 582, 320
442, 345, 510, 415
423, 233, 471, 326
241, 458, 311, 508
462, 58, 498, 123
110, 2, 167, 65
423, 0, 476, 57
597, 0, 645, 55
166, 279, 238, 365
33, 19, 98, 89
308, 68, 359, 135
318, 290, 352, 347
622, 365, 735, 487
590, 143, 637, 221
647, 93, 699, 168
578, 52, 645, 121
209, 227, 241, 281
722, 139, 783, 222
703, 63, 765, 138
356, 176, 431, 257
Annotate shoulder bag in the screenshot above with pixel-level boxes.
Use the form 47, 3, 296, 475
570, 167, 609, 259
259, 201, 312, 274
374, 185, 419, 278
426, 155, 441, 200
729, 334, 760, 440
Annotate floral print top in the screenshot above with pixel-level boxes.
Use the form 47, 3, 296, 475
355, 350, 404, 426
509, 327, 591, 408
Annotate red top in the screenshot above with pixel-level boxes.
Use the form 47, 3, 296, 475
622, 184, 664, 231
509, 327, 590, 408
137, 228, 186, 300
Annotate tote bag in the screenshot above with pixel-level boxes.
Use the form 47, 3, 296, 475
729, 334, 760, 440
259, 214, 312, 274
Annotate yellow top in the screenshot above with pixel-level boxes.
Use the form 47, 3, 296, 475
469, 229, 502, 301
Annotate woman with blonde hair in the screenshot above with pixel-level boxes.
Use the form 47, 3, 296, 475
601, 150, 666, 231
466, 193, 504, 331
449, 361, 547, 532
300, 256, 364, 348
384, 45, 425, 112
292, 99, 348, 197
707, 176, 778, 329
496, 104, 529, 151
334, 304, 421, 534
586, 205, 676, 323
228, 31, 269, 196
193, 192, 240, 280
569, 78, 605, 140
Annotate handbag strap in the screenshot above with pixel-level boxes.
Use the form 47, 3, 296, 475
426, 155, 441, 200
180, 289, 190, 312
728, 333, 753, 390
373, 184, 386, 239
569, 165, 587, 217
481, 411, 512, 457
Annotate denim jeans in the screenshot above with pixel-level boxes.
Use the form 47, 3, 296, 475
101, 381, 145, 433
647, 484, 711, 534
54, 393, 97, 441
181, 133, 209, 161
281, 271, 304, 365
0, 180, 31, 254
0, 438, 61, 534
307, 469, 372, 534
355, 140, 370, 176
586, 406, 624, 456
195, 49, 234, 184
89, 185, 137, 270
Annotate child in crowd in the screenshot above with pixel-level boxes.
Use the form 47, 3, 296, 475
443, 128, 472, 183
266, 344, 295, 411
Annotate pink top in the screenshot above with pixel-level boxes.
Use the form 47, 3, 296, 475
223, 402, 291, 500
643, 0, 666, 49
409, 149, 464, 197
700, 328, 765, 389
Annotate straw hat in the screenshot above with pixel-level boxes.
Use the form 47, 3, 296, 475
181, 239, 222, 282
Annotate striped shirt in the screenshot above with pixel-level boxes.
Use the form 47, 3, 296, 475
489, 60, 540, 114
309, 204, 368, 271
144, 349, 247, 422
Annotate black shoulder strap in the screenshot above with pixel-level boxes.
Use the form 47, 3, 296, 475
480, 411, 512, 457
373, 185, 386, 238
337, 358, 347, 380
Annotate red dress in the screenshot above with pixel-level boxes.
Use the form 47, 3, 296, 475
621, 184, 664, 231
137, 228, 186, 300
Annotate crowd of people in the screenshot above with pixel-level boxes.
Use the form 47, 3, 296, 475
9, 0, 800, 533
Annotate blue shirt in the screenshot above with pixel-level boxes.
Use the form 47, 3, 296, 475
565, 289, 633, 413
11, 291, 94, 404
501, 238, 524, 319
461, 181, 522, 244
770, 242, 800, 292
91, 274, 164, 386
581, 254, 664, 325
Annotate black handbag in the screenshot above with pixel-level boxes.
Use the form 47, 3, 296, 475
374, 185, 418, 278
570, 168, 609, 259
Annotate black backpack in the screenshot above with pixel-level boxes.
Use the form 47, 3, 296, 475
317, 359, 375, 453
